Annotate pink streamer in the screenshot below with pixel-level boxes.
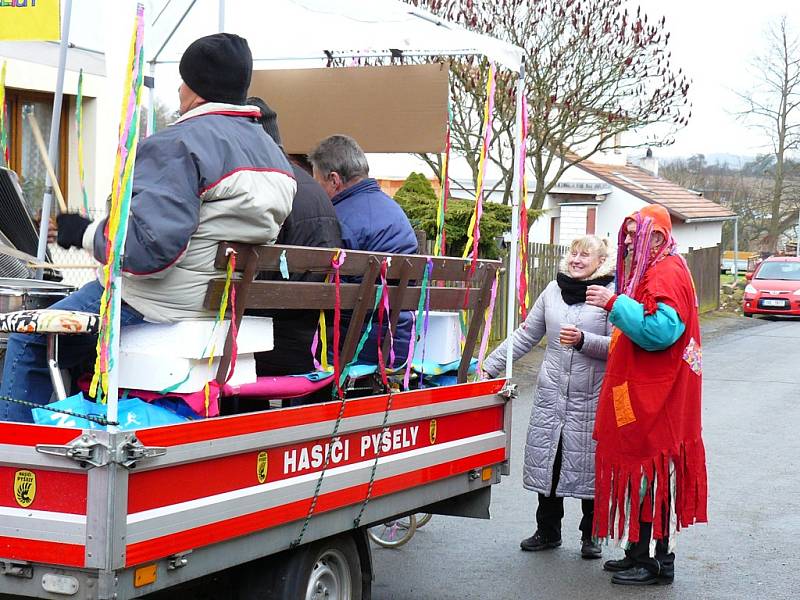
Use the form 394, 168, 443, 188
477, 272, 500, 373
403, 312, 416, 390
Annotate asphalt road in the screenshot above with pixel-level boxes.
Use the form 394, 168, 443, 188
372, 315, 800, 600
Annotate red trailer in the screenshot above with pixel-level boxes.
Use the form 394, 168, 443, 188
0, 245, 513, 599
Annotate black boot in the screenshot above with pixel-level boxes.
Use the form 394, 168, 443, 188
603, 556, 636, 572
580, 538, 602, 559
520, 531, 562, 552
611, 565, 674, 586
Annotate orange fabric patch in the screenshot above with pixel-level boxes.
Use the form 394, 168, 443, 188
612, 381, 636, 427
609, 327, 622, 355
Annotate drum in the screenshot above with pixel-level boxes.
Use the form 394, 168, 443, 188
0, 278, 76, 377
0, 278, 76, 313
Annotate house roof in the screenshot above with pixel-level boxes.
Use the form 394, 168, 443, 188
574, 160, 736, 222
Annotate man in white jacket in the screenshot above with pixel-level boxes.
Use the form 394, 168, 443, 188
0, 33, 295, 421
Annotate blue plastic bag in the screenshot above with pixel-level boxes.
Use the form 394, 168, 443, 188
32, 392, 189, 430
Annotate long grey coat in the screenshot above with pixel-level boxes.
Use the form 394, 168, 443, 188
483, 270, 613, 499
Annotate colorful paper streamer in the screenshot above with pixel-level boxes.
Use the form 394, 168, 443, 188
75, 69, 90, 215
311, 249, 343, 373
201, 250, 237, 416
331, 249, 346, 398
89, 4, 146, 403
517, 95, 531, 320
462, 63, 496, 270
434, 106, 452, 257
413, 258, 433, 388
0, 60, 9, 167
477, 268, 500, 374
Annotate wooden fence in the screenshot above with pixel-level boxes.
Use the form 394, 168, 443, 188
489, 243, 721, 342
683, 245, 721, 313
491, 243, 567, 341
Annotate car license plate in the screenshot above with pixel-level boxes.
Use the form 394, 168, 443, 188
762, 299, 786, 307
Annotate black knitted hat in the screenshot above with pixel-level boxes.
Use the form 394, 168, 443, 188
179, 33, 252, 105
246, 96, 282, 146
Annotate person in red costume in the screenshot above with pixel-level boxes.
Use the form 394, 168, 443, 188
584, 204, 708, 586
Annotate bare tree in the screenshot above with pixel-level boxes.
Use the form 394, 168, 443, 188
407, 0, 691, 207
737, 16, 800, 252
140, 98, 176, 136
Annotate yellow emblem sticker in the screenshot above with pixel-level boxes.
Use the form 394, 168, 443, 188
13, 470, 36, 508
429, 419, 438, 445
256, 451, 268, 484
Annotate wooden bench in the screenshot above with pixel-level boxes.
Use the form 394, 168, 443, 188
204, 243, 502, 392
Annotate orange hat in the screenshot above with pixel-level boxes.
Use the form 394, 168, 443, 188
626, 204, 672, 238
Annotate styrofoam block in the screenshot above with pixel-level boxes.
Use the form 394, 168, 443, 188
118, 353, 257, 394
119, 316, 273, 359
412, 311, 462, 365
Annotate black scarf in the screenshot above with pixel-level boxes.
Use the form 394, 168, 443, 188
556, 272, 614, 305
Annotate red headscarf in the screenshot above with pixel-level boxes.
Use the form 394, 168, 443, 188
616, 205, 679, 300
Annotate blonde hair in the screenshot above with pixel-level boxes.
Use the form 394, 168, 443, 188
569, 235, 610, 260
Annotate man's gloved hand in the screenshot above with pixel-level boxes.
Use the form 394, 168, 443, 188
56, 213, 92, 250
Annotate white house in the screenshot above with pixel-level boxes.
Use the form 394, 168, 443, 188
369, 149, 735, 253
531, 151, 736, 252
0, 41, 116, 217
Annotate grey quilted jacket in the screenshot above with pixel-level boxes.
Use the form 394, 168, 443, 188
482, 267, 613, 499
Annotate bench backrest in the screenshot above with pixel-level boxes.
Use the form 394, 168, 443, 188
204, 243, 502, 386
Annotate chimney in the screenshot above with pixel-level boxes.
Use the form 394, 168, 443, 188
639, 148, 659, 177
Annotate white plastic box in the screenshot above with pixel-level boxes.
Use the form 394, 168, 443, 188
412, 311, 462, 365
118, 316, 273, 393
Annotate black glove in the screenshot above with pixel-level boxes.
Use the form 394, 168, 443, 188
56, 213, 92, 250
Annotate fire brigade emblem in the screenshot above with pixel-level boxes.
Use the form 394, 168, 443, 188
429, 419, 438, 445
13, 470, 36, 508
256, 451, 268, 484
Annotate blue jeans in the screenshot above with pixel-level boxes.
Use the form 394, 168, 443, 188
0, 280, 144, 423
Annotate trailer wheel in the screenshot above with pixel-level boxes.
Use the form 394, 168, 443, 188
238, 534, 363, 600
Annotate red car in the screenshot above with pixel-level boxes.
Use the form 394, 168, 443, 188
743, 256, 800, 317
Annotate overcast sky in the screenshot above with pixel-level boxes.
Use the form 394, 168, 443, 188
70, 0, 800, 161
635, 0, 799, 159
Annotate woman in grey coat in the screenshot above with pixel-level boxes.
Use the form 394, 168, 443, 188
482, 235, 613, 559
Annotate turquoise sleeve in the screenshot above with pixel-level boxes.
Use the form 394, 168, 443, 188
609, 295, 686, 351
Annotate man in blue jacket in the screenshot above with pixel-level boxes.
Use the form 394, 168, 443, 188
309, 134, 417, 366
246, 97, 342, 378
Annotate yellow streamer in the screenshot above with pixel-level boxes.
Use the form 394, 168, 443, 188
89, 8, 144, 402
462, 64, 495, 260
203, 252, 236, 416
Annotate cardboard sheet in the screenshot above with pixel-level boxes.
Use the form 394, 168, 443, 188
248, 63, 449, 154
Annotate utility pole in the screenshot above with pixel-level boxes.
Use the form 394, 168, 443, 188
796, 210, 800, 257
733, 216, 739, 280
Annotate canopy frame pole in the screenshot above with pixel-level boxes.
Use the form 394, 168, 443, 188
505, 61, 525, 381
151, 50, 515, 66
35, 0, 73, 273
146, 62, 156, 137
145, 0, 197, 140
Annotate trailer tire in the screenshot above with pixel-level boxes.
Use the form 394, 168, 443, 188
238, 534, 363, 600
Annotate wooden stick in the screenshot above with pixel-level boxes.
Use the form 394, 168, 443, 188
25, 112, 68, 213
26, 263, 98, 270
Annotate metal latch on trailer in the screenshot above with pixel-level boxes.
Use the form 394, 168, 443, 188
117, 434, 167, 468
36, 433, 166, 468
500, 383, 518, 400
1, 559, 33, 579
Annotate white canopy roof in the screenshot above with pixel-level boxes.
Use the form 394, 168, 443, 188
147, 0, 523, 71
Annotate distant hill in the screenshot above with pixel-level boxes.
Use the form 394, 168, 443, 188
660, 152, 756, 168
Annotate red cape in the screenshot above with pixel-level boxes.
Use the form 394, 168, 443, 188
593, 254, 708, 543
